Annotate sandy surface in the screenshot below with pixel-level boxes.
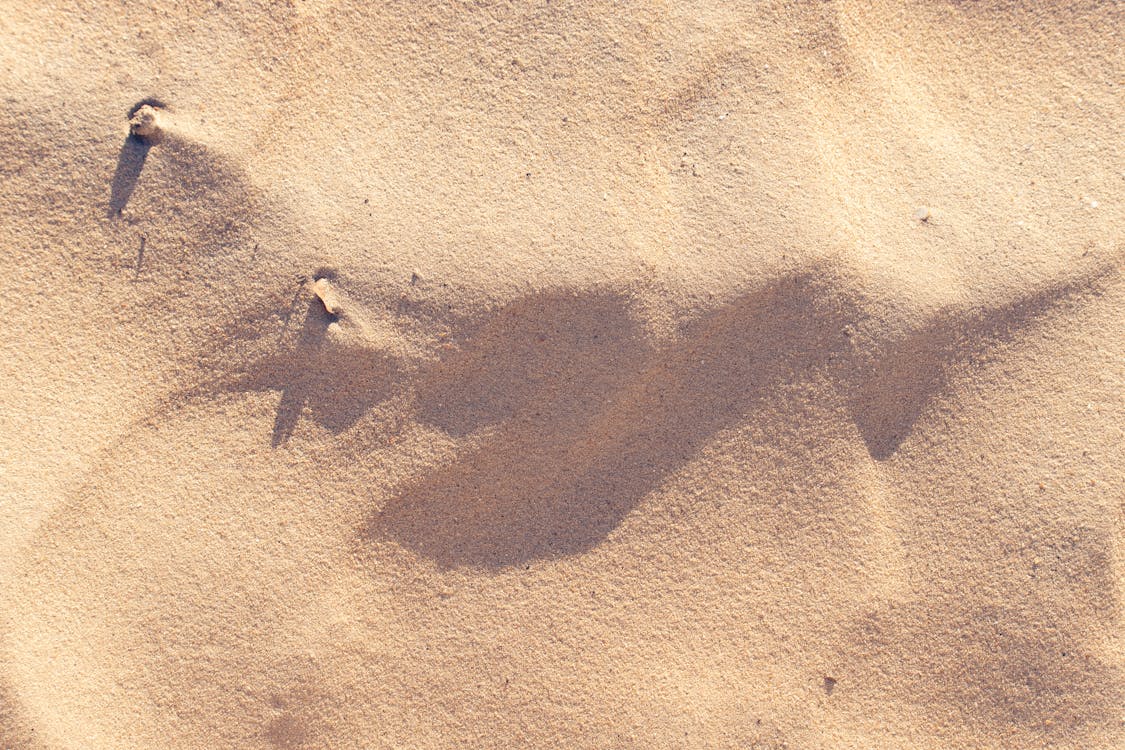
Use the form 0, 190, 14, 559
1, 1, 1122, 748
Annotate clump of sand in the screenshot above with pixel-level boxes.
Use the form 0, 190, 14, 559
0, 1, 1121, 748
128, 104, 164, 141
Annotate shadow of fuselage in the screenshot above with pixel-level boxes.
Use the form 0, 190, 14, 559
368, 276, 849, 569
364, 263, 1117, 570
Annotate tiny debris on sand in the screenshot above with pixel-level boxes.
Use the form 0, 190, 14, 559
312, 277, 341, 314
129, 104, 164, 141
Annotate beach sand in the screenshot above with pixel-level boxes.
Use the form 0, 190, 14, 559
1, 1, 1122, 747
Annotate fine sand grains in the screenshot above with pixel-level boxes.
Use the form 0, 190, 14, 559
0, 1, 1122, 749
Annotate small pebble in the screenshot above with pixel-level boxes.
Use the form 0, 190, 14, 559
129, 104, 164, 140
914, 206, 931, 222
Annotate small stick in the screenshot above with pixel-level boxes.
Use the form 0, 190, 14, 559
312, 277, 341, 314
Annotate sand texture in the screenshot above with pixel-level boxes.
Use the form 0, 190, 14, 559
1, 1, 1123, 748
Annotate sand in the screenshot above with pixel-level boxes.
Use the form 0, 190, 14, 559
1, 1, 1122, 748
